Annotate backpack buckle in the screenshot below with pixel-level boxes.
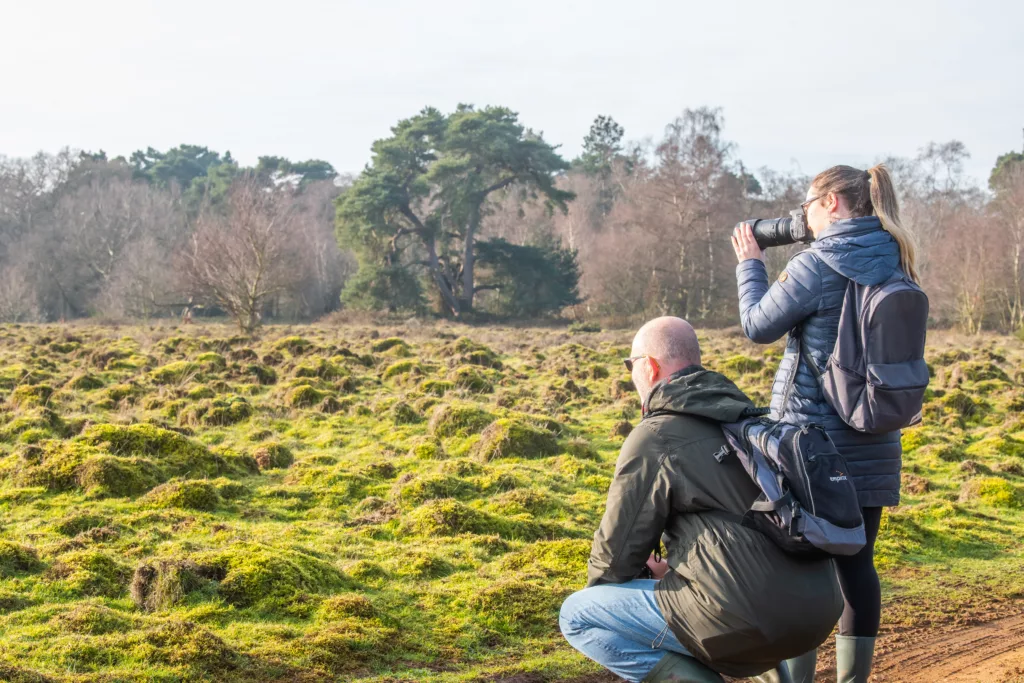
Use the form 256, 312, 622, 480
713, 445, 731, 463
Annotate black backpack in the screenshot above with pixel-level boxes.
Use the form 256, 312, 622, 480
718, 415, 866, 557
807, 271, 930, 434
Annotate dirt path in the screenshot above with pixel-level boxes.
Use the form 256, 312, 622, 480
871, 611, 1024, 682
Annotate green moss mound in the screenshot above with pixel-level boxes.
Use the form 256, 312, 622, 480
288, 384, 325, 408
427, 403, 495, 438
450, 366, 493, 393
46, 550, 130, 597
67, 373, 104, 391
294, 358, 346, 380
80, 423, 250, 479
209, 543, 346, 608
178, 395, 254, 427
419, 379, 453, 396
371, 337, 410, 354
54, 513, 109, 537
51, 603, 133, 635
246, 363, 278, 385
130, 559, 226, 611
196, 352, 227, 370
382, 359, 421, 380
318, 593, 376, 620
0, 540, 43, 576
135, 620, 239, 670
498, 538, 591, 577
470, 578, 564, 628
398, 474, 474, 506
76, 454, 163, 497
720, 355, 764, 375
274, 336, 313, 354
150, 361, 201, 385
475, 418, 559, 462
960, 477, 1022, 508
390, 401, 421, 425
254, 442, 294, 469
146, 479, 221, 511
8, 383, 54, 408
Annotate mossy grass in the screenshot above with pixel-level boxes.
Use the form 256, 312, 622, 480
0, 324, 1021, 681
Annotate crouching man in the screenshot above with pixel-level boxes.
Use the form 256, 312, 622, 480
559, 317, 843, 682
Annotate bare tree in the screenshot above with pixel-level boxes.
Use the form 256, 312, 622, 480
182, 176, 304, 333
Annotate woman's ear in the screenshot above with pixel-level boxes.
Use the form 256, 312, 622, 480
826, 191, 839, 214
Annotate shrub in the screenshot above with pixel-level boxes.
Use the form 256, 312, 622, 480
475, 418, 559, 462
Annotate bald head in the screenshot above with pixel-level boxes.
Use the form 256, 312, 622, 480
630, 317, 701, 400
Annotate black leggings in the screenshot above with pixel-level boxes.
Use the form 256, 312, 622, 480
834, 506, 883, 637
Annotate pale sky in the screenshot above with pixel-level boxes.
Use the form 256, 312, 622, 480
2, 0, 1022, 186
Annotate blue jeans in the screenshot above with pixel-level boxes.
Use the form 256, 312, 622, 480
559, 579, 692, 682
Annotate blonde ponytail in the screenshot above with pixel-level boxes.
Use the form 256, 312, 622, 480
867, 164, 920, 282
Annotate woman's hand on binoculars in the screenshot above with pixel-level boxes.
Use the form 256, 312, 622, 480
731, 222, 765, 263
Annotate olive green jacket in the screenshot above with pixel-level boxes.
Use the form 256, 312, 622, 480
587, 367, 844, 678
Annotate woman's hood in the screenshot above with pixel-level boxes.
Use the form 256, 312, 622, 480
811, 216, 900, 286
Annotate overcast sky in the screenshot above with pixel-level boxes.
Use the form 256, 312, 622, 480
2, 0, 1021, 186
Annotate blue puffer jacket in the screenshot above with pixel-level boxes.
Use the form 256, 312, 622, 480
736, 216, 902, 508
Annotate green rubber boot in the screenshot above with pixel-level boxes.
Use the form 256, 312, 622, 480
782, 649, 817, 683
749, 663, 795, 683
641, 652, 723, 682
835, 635, 875, 683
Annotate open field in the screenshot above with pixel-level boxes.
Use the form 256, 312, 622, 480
0, 322, 1022, 682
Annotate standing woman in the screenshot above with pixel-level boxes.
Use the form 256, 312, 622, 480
731, 164, 919, 683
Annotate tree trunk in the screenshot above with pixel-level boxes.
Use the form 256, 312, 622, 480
460, 205, 481, 312
425, 236, 461, 316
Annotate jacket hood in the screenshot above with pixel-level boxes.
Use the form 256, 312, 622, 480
811, 216, 900, 286
644, 367, 755, 422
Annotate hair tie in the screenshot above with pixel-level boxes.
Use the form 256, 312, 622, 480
865, 170, 871, 181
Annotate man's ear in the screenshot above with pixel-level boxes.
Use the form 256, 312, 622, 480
827, 191, 839, 213
646, 358, 660, 386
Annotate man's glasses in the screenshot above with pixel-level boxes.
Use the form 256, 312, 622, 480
623, 355, 658, 373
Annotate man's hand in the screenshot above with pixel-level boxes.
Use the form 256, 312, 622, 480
646, 553, 669, 580
732, 222, 765, 263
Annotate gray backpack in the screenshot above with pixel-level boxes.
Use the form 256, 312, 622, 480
806, 270, 929, 434
719, 416, 866, 557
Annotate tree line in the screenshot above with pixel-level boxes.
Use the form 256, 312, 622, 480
1, 107, 1022, 333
